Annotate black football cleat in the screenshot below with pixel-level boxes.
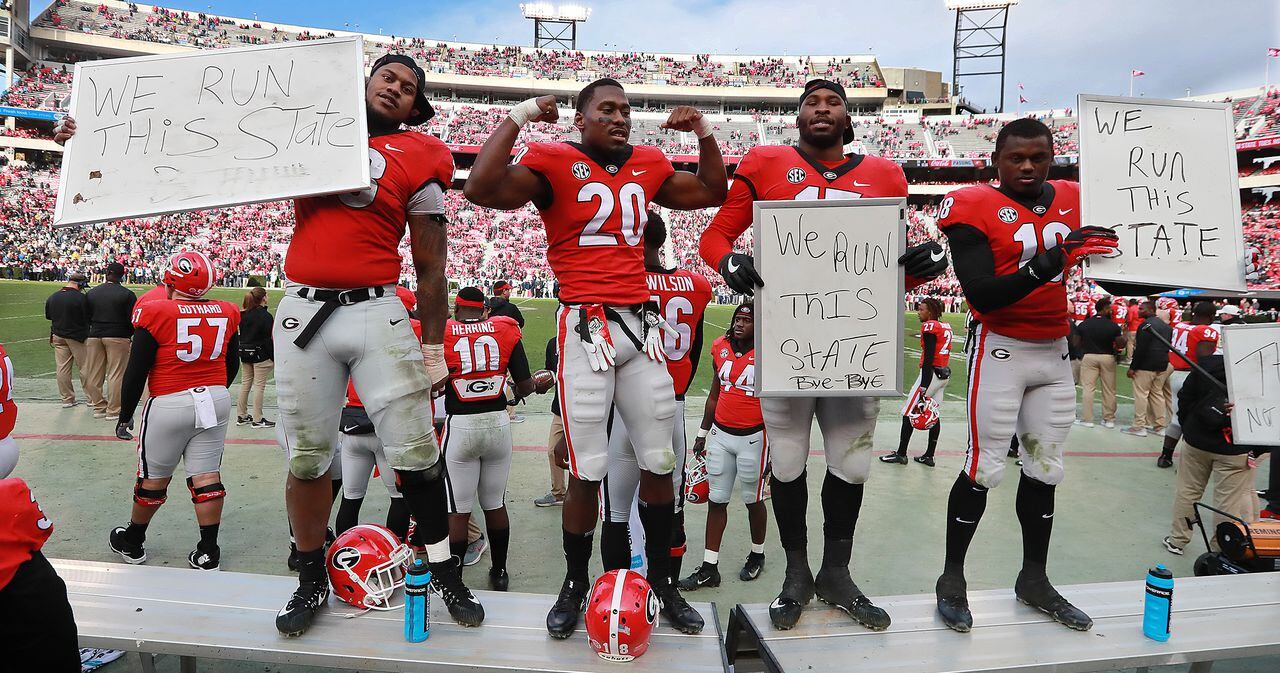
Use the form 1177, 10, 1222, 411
678, 561, 721, 591
109, 526, 146, 565
936, 572, 972, 632
188, 546, 220, 571
914, 455, 936, 467
489, 567, 510, 592
814, 538, 890, 631
1015, 570, 1093, 631
654, 579, 704, 634
740, 552, 766, 582
768, 548, 815, 630
429, 557, 484, 627
546, 575, 588, 639
1156, 452, 1174, 469
275, 579, 329, 637
878, 452, 908, 465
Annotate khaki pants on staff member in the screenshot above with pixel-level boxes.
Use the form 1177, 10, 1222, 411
236, 360, 274, 420
1125, 330, 1137, 360
1131, 367, 1172, 429
1168, 443, 1260, 550
51, 336, 92, 406
547, 413, 566, 499
84, 336, 130, 416
1079, 353, 1117, 424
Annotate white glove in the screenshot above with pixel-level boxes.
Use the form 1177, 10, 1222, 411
421, 343, 448, 386
577, 305, 617, 372
642, 306, 679, 363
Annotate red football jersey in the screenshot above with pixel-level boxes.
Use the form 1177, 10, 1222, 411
132, 298, 240, 397
646, 268, 713, 397
288, 132, 454, 288
920, 319, 953, 368
937, 181, 1081, 340
443, 316, 523, 411
347, 319, 422, 407
1068, 299, 1094, 322
1111, 302, 1129, 328
700, 145, 908, 269
0, 344, 14, 439
1126, 306, 1144, 332
515, 142, 676, 305
711, 335, 763, 430
134, 284, 167, 309
0, 478, 53, 590
1169, 322, 1220, 371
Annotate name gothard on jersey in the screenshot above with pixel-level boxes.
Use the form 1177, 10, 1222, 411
514, 142, 675, 305
937, 180, 1081, 340
647, 269, 713, 396
133, 299, 241, 397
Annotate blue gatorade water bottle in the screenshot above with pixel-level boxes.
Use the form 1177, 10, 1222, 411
1143, 564, 1173, 642
404, 560, 431, 642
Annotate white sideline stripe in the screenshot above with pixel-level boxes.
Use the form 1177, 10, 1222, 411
0, 314, 42, 320
7, 337, 48, 344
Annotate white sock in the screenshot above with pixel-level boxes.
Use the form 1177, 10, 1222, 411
751, 543, 765, 555
704, 549, 719, 565
425, 538, 451, 563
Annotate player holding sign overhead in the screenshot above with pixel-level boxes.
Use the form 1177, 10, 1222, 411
465, 78, 726, 638
108, 251, 241, 572
698, 79, 949, 632
934, 118, 1119, 633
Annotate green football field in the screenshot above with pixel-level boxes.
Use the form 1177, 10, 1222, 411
0, 278, 1138, 402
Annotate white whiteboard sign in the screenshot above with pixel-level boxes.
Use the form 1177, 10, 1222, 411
1079, 94, 1245, 291
753, 199, 905, 397
1222, 323, 1280, 446
55, 37, 369, 227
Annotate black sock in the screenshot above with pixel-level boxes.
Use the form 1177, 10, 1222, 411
563, 529, 593, 582
334, 496, 363, 537
897, 416, 913, 456
600, 520, 632, 572
943, 473, 988, 575
924, 423, 941, 458
770, 470, 808, 551
1016, 472, 1055, 569
489, 526, 510, 571
331, 478, 343, 503
450, 539, 468, 563
297, 548, 326, 584
670, 510, 687, 583
821, 471, 864, 540
395, 469, 448, 547
198, 523, 219, 552
638, 500, 674, 586
386, 498, 411, 542
123, 521, 148, 545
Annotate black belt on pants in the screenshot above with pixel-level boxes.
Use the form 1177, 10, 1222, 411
293, 286, 386, 349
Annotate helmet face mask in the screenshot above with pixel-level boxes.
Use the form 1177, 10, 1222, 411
327, 524, 412, 610
908, 395, 941, 431
684, 453, 710, 504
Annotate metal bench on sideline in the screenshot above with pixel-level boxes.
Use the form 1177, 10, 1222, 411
54, 558, 728, 673
724, 573, 1280, 673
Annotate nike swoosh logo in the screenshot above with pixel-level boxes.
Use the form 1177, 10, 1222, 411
727, 259, 740, 273
929, 248, 946, 262
1061, 353, 1069, 360
1042, 513, 1054, 519
1058, 209, 1073, 215
769, 598, 786, 610
384, 144, 404, 153
955, 517, 976, 524
390, 318, 405, 326
853, 181, 871, 187
632, 169, 647, 176
342, 424, 360, 433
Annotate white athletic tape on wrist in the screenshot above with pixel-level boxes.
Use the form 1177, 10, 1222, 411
697, 428, 709, 439
421, 343, 448, 384
692, 116, 713, 139
508, 98, 545, 127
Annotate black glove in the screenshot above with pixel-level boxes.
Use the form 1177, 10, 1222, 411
115, 419, 133, 441
718, 253, 763, 295
898, 241, 948, 281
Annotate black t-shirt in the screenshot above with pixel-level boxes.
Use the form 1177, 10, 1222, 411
1074, 316, 1121, 355
1130, 317, 1172, 372
45, 287, 89, 341
85, 282, 138, 338
487, 297, 525, 327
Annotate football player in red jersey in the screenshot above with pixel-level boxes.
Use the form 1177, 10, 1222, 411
0, 479, 79, 670
880, 298, 953, 467
599, 213, 713, 583
934, 118, 1119, 633
1157, 301, 1220, 469
0, 343, 17, 478
679, 303, 769, 590
697, 79, 948, 632
442, 287, 552, 591
108, 251, 241, 572
54, 55, 479, 635
465, 78, 726, 637
1068, 291, 1094, 323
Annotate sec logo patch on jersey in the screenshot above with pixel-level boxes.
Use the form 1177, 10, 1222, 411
998, 206, 1018, 223
787, 167, 807, 184
571, 162, 591, 180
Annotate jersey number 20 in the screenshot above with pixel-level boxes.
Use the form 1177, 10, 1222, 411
577, 182, 647, 247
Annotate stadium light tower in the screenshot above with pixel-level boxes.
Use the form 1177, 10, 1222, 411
946, 0, 1019, 113
520, 3, 591, 50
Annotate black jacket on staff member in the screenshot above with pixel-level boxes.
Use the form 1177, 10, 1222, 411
85, 279, 136, 339
1130, 316, 1171, 372
238, 305, 274, 364
45, 285, 90, 342
1177, 354, 1260, 456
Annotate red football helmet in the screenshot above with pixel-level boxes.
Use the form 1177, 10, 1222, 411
326, 524, 412, 610
395, 285, 417, 314
162, 251, 215, 298
684, 453, 709, 505
585, 569, 660, 662
908, 395, 941, 431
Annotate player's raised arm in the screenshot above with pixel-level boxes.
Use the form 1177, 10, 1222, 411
699, 176, 762, 294
408, 210, 449, 392
463, 95, 558, 210
653, 106, 727, 210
